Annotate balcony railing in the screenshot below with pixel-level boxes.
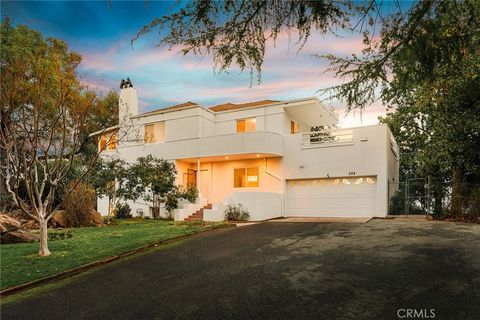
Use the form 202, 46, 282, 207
301, 129, 353, 147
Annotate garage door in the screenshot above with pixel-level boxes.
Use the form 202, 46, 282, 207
286, 176, 377, 217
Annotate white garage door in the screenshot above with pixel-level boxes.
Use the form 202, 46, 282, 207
286, 176, 377, 217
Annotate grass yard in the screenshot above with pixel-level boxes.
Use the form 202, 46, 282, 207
0, 219, 227, 291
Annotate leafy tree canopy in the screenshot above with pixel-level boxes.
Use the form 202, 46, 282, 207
133, 0, 385, 83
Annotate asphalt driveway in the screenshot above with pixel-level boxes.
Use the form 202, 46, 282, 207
2, 219, 480, 320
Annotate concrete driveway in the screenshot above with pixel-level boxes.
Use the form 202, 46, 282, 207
2, 219, 479, 320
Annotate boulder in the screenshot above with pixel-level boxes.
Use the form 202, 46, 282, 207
5, 209, 31, 224
1, 229, 38, 244
89, 209, 105, 227
50, 210, 67, 228
0, 214, 21, 233
22, 219, 39, 229
0, 213, 39, 244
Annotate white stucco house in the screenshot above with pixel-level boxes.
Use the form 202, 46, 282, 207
91, 85, 399, 221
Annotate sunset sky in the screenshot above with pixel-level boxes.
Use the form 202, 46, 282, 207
1, 1, 400, 127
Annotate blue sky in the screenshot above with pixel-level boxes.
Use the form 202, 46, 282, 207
1, 0, 398, 127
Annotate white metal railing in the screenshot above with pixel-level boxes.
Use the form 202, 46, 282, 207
301, 129, 354, 147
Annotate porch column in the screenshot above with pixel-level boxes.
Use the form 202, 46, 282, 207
196, 158, 200, 190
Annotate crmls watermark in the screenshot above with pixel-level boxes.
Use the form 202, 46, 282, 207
397, 308, 436, 319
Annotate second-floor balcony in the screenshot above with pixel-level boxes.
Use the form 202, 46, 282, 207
300, 129, 354, 148
130, 131, 284, 160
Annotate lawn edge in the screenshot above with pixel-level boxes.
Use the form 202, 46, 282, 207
0, 223, 235, 297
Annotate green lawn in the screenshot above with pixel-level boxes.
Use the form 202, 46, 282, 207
0, 219, 227, 291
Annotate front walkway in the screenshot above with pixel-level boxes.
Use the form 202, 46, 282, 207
2, 220, 479, 320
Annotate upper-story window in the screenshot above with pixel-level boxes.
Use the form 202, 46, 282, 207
291, 120, 299, 134
144, 121, 165, 143
237, 118, 256, 133
99, 133, 117, 151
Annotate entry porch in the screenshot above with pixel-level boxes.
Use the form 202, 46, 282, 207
173, 154, 284, 221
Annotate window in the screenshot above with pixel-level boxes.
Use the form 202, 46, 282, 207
144, 121, 165, 143
99, 133, 117, 151
291, 120, 299, 134
99, 135, 107, 150
234, 167, 259, 188
236, 118, 256, 133
144, 124, 155, 143
109, 134, 117, 150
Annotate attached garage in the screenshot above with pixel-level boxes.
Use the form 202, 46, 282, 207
286, 176, 378, 217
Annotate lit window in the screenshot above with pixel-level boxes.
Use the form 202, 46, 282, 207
99, 135, 107, 150
291, 120, 299, 134
354, 178, 364, 184
237, 118, 256, 132
100, 133, 117, 151
342, 178, 351, 184
108, 134, 117, 150
234, 167, 259, 188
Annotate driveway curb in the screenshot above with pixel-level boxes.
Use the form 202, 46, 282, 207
0, 223, 236, 297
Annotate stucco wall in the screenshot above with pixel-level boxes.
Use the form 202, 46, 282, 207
282, 125, 392, 216
230, 192, 283, 221
206, 158, 283, 203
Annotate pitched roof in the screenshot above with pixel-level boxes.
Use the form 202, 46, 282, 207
137, 101, 199, 117
208, 99, 280, 112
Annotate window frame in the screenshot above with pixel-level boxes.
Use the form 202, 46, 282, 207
236, 117, 256, 133
144, 121, 166, 144
144, 123, 155, 143
234, 167, 260, 188
99, 133, 117, 151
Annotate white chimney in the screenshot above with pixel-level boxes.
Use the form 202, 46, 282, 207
119, 80, 138, 125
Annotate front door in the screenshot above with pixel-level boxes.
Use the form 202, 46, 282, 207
185, 169, 196, 187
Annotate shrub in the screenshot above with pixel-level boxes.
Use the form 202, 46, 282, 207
180, 185, 198, 203
115, 202, 132, 219
62, 182, 96, 227
224, 204, 250, 221
164, 192, 179, 220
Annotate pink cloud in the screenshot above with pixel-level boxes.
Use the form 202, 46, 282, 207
82, 54, 116, 72
80, 78, 115, 94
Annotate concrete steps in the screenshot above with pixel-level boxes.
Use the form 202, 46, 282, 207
184, 204, 212, 222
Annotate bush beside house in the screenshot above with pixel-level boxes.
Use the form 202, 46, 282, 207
224, 204, 250, 221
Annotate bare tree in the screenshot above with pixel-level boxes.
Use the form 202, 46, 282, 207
0, 19, 123, 256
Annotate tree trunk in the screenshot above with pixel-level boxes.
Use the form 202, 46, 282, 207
432, 181, 444, 217
451, 167, 464, 216
38, 219, 51, 256
433, 189, 443, 216
107, 197, 112, 224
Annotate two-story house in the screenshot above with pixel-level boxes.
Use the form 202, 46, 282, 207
91, 85, 399, 221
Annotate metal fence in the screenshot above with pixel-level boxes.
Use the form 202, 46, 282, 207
388, 179, 480, 216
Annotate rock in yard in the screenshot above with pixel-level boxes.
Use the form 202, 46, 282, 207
4, 209, 30, 224
0, 214, 21, 233
22, 219, 39, 229
89, 209, 105, 227
0, 213, 39, 244
1, 229, 39, 244
50, 210, 67, 228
